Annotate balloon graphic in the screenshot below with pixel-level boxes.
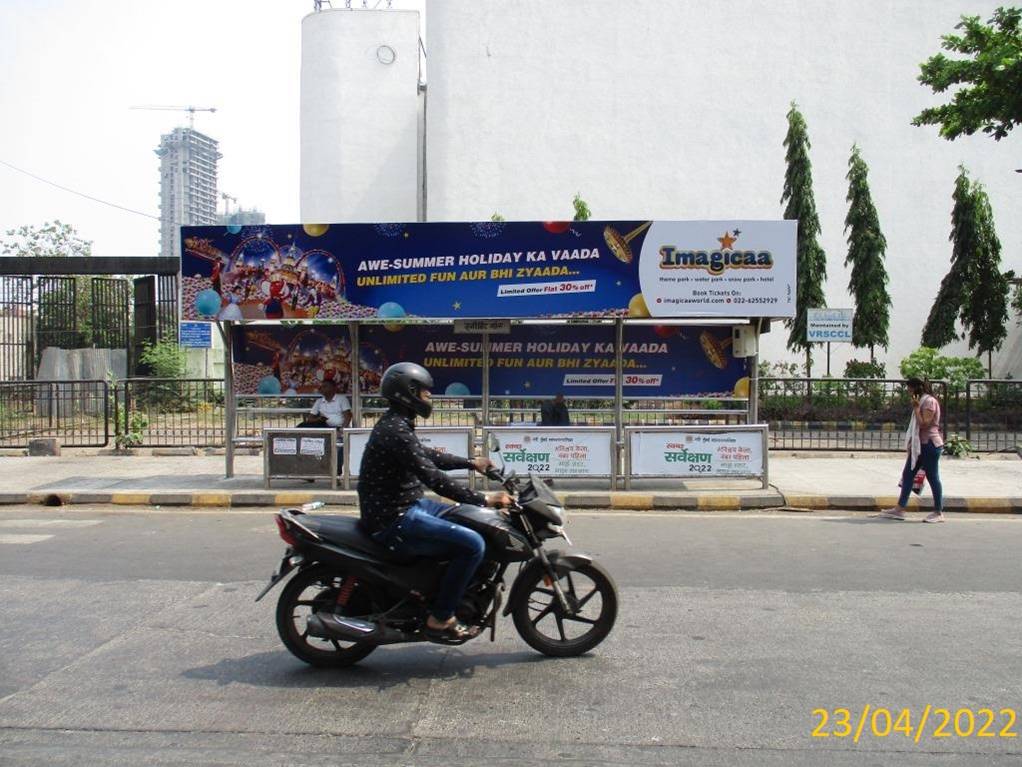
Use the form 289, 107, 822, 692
543, 221, 571, 234
653, 325, 678, 339
226, 224, 242, 235
195, 289, 222, 317
258, 375, 282, 396
303, 223, 330, 237
384, 323, 404, 333
377, 301, 406, 319
733, 377, 750, 398
445, 382, 471, 396
627, 293, 650, 318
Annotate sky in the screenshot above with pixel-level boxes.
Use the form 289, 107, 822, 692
0, 0, 425, 259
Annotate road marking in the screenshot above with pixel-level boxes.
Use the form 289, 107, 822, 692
0, 534, 54, 544
0, 519, 102, 528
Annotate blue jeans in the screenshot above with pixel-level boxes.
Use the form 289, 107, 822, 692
898, 441, 943, 510
372, 499, 485, 622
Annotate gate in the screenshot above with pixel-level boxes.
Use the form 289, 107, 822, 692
0, 276, 34, 381
36, 276, 79, 366
90, 278, 131, 363
133, 276, 158, 373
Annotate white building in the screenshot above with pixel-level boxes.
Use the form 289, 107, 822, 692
300, 1, 1021, 377
155, 128, 222, 260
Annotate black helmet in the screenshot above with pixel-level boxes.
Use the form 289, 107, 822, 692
380, 362, 434, 418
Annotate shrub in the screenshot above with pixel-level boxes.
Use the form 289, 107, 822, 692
139, 340, 187, 379
844, 359, 886, 378
899, 347, 985, 394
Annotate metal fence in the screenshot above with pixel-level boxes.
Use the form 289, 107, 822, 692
759, 378, 951, 451
961, 379, 1022, 452
0, 379, 109, 448
117, 378, 225, 447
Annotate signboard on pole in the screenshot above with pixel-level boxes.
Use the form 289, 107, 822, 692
485, 427, 615, 478
181, 220, 796, 322
806, 308, 853, 343
179, 321, 212, 348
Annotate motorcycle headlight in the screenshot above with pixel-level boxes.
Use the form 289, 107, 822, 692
548, 505, 566, 525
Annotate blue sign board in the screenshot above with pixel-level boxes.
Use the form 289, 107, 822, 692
179, 321, 213, 348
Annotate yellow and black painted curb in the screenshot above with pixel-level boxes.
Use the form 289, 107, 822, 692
2, 490, 1019, 514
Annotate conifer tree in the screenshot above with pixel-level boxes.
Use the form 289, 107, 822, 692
780, 103, 827, 375
922, 167, 974, 348
844, 145, 891, 361
961, 180, 1009, 376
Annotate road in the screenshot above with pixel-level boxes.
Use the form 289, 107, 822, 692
1, 506, 1021, 766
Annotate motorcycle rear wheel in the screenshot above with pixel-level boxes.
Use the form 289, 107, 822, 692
275, 566, 377, 668
512, 559, 617, 657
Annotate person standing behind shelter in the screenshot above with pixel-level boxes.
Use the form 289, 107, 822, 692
540, 393, 571, 426
878, 377, 945, 523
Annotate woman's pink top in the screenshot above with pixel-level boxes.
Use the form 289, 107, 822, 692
919, 394, 943, 447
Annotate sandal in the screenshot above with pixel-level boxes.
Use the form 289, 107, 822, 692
424, 620, 480, 645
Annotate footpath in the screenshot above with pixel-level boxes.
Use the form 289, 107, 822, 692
0, 450, 1019, 513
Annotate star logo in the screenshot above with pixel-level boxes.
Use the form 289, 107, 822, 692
718, 231, 738, 250
452, 301, 462, 311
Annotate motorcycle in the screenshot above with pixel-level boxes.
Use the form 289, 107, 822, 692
256, 434, 618, 667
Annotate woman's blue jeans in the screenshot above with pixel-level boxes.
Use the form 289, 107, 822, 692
372, 499, 485, 622
898, 441, 943, 510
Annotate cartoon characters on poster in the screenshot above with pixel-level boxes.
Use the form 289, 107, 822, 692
183, 231, 346, 321
232, 328, 353, 395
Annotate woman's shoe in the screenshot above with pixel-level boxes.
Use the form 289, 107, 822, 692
922, 511, 945, 523
876, 508, 907, 520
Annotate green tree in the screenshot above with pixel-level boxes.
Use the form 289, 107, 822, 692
922, 168, 1011, 375
843, 145, 891, 361
780, 103, 827, 376
922, 167, 975, 348
572, 194, 591, 222
960, 180, 1010, 375
911, 7, 1022, 141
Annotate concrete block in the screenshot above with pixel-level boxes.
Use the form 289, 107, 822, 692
148, 494, 195, 506
28, 438, 61, 457
564, 493, 611, 508
651, 494, 699, 509
152, 447, 199, 457
0, 493, 29, 505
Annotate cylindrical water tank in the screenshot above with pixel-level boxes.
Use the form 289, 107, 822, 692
300, 9, 420, 224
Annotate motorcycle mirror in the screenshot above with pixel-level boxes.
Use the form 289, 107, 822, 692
487, 433, 500, 453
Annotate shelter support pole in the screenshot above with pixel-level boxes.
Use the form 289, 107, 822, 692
350, 322, 361, 427
481, 330, 490, 431
749, 320, 760, 424
221, 321, 235, 479
614, 319, 624, 489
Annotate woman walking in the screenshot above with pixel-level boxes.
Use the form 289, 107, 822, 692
879, 378, 945, 522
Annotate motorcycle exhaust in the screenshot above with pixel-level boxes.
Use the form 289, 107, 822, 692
306, 613, 412, 645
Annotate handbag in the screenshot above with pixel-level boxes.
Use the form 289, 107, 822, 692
898, 469, 926, 495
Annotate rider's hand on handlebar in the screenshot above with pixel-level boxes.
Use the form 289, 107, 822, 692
471, 457, 494, 475
484, 491, 512, 510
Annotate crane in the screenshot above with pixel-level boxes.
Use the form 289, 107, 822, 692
221, 192, 238, 218
129, 105, 217, 130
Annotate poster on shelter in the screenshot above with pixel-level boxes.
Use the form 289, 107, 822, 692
230, 325, 354, 396
181, 221, 795, 322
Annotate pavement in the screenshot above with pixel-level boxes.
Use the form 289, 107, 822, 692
2, 506, 1021, 765
0, 450, 1019, 513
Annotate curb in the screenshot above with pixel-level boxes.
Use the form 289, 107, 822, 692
2, 491, 1019, 514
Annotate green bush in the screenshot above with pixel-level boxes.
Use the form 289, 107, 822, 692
898, 347, 984, 394
844, 359, 886, 378
139, 340, 187, 379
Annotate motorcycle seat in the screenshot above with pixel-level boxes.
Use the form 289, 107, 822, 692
299, 514, 417, 565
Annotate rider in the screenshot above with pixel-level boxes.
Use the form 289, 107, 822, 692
358, 362, 511, 642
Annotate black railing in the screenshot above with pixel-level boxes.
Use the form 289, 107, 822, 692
0, 379, 109, 448
116, 378, 225, 447
963, 380, 1022, 452
759, 378, 950, 451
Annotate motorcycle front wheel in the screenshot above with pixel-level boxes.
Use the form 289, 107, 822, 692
511, 559, 618, 657
275, 566, 377, 668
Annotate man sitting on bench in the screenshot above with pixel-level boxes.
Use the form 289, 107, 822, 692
300, 379, 351, 474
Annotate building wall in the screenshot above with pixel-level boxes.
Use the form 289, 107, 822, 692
424, 0, 1021, 376
156, 128, 221, 260
300, 9, 421, 224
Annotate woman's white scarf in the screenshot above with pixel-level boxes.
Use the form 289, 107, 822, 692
904, 394, 929, 467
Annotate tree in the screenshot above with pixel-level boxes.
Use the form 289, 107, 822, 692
843, 145, 891, 361
912, 7, 1022, 141
921, 168, 1011, 376
1, 220, 92, 259
922, 168, 974, 348
780, 103, 827, 376
572, 194, 591, 222
960, 180, 1010, 375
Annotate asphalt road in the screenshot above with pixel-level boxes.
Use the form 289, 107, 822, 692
1, 506, 1021, 766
